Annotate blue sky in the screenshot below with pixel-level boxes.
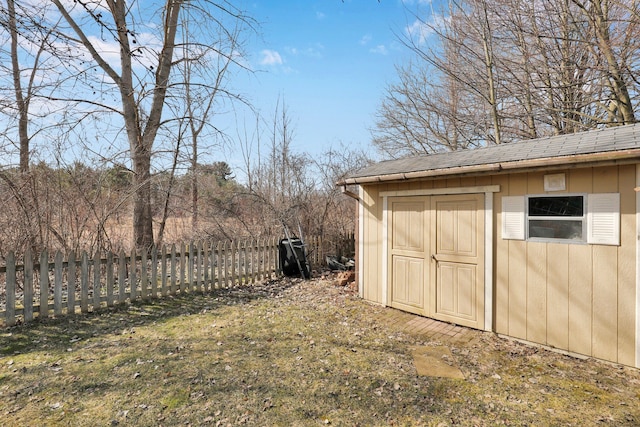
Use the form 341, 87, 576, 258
3, 0, 438, 172
233, 0, 435, 160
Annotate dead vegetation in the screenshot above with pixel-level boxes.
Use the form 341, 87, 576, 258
0, 276, 639, 426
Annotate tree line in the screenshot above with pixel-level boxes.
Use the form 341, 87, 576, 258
0, 1, 368, 257
0, 137, 366, 261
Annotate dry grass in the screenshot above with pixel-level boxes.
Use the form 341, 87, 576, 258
1, 277, 639, 426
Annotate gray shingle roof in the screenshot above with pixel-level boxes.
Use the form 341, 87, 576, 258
344, 123, 640, 184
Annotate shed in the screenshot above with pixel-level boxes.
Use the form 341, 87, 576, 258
340, 123, 640, 368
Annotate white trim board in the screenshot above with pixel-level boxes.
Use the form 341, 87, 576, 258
636, 164, 640, 368
485, 191, 494, 331
358, 185, 365, 298
381, 195, 388, 307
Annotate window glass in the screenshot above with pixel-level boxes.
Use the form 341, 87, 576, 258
528, 219, 583, 240
528, 196, 584, 217
527, 195, 585, 242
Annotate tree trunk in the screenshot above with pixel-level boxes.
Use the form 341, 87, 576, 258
7, 0, 29, 173
132, 144, 154, 250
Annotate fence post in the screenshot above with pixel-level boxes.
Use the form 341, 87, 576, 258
241, 240, 248, 285
39, 250, 49, 320
203, 241, 210, 292
68, 251, 77, 315
197, 241, 204, 292
151, 245, 158, 299
244, 237, 256, 284
219, 241, 225, 288
106, 252, 114, 307
243, 240, 249, 285
161, 245, 168, 296
118, 250, 127, 303
81, 251, 89, 313
24, 248, 33, 323
92, 251, 100, 310
129, 248, 137, 301
5, 251, 16, 327
179, 243, 186, 293
266, 238, 271, 279
263, 238, 269, 280
141, 248, 148, 301
187, 242, 194, 292
170, 244, 177, 295
271, 237, 276, 277
215, 241, 221, 289
255, 238, 261, 283
276, 237, 282, 277
232, 241, 239, 287
53, 251, 63, 317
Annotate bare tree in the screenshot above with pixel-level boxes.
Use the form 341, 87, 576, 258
45, 0, 254, 250
0, 0, 72, 172
379, 0, 504, 155
372, 59, 485, 158
178, 14, 248, 233
375, 0, 640, 158
571, 0, 637, 124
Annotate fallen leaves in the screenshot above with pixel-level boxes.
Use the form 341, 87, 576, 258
0, 276, 639, 426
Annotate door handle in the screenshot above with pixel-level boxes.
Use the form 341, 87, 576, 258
431, 254, 438, 262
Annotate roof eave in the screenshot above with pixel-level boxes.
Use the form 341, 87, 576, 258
338, 148, 640, 186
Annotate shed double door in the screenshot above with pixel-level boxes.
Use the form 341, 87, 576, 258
388, 194, 484, 329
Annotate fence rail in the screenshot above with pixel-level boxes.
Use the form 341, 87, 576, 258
1, 237, 283, 327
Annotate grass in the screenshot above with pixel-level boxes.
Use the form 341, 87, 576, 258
0, 277, 639, 426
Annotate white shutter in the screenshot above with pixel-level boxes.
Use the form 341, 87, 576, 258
587, 193, 620, 246
502, 196, 525, 240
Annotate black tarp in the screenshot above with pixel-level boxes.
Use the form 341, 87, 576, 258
279, 238, 310, 279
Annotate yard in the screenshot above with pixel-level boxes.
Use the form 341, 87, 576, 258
1, 276, 639, 426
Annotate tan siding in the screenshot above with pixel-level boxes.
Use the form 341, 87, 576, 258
433, 179, 447, 189
567, 168, 593, 355
526, 242, 547, 343
592, 245, 618, 361
460, 176, 478, 188
617, 165, 636, 365
591, 168, 619, 362
547, 243, 569, 349
494, 175, 510, 334
508, 174, 528, 339
446, 177, 462, 188
475, 175, 493, 187
568, 243, 593, 355
526, 173, 547, 343
362, 185, 383, 304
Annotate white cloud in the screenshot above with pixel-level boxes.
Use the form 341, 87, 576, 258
260, 49, 283, 66
285, 44, 323, 59
406, 20, 432, 45
359, 34, 372, 45
369, 44, 388, 55
316, 11, 325, 20
405, 13, 451, 44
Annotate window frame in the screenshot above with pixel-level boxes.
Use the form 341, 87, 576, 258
525, 193, 587, 244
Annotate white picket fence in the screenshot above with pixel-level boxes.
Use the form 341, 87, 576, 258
0, 237, 282, 327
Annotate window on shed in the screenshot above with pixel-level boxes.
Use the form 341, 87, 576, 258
501, 193, 620, 246
527, 195, 585, 241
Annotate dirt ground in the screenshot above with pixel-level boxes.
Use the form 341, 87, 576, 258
0, 275, 639, 426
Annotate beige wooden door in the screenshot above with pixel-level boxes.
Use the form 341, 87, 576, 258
431, 194, 484, 329
388, 197, 429, 315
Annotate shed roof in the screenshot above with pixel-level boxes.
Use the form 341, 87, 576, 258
341, 123, 640, 185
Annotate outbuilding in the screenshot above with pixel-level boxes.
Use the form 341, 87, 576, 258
340, 123, 640, 368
